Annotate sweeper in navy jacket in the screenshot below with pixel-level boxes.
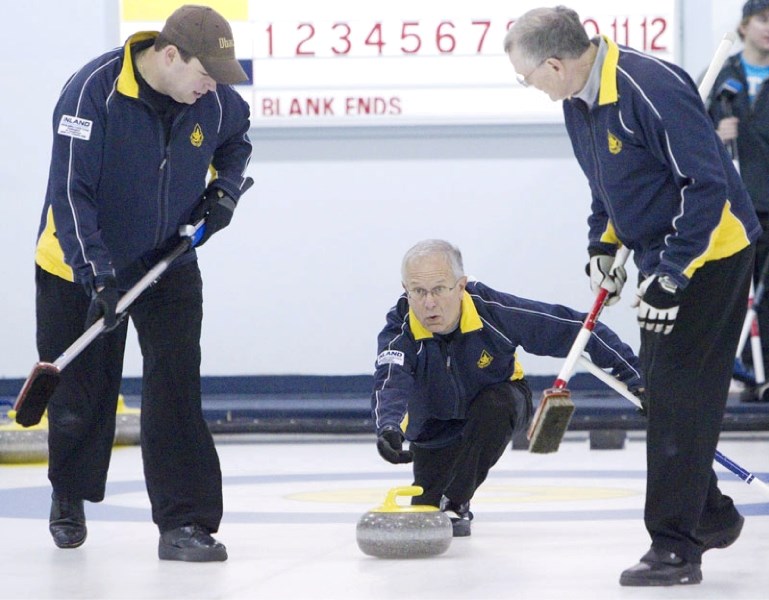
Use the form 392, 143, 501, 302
371, 239, 641, 536
32, 6, 252, 562
505, 6, 758, 586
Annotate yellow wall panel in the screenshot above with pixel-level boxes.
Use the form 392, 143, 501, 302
121, 0, 248, 22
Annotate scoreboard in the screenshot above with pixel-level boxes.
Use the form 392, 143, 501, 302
120, 0, 680, 127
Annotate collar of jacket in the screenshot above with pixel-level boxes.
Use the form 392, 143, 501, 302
117, 31, 159, 99
597, 35, 620, 106
408, 291, 483, 340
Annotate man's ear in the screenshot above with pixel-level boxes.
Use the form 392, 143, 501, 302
163, 45, 179, 67
547, 57, 565, 77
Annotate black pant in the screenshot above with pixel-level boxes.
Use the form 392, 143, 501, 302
410, 380, 533, 507
37, 262, 223, 533
640, 246, 753, 564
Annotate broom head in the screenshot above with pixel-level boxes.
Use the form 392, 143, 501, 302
527, 387, 575, 454
14, 362, 61, 427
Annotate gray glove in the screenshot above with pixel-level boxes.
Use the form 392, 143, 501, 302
588, 254, 627, 306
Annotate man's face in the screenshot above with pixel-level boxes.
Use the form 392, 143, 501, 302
742, 10, 769, 54
508, 48, 568, 101
165, 51, 218, 104
402, 254, 467, 335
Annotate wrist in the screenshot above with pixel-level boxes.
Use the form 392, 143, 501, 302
86, 273, 116, 295
657, 275, 677, 294
379, 425, 402, 436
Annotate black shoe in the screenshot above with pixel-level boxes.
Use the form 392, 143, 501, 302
697, 514, 744, 552
738, 385, 760, 403
158, 524, 228, 562
49, 493, 87, 549
439, 496, 473, 537
619, 547, 702, 587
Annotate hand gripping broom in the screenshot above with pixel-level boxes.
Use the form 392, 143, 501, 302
526, 31, 739, 453
528, 247, 631, 453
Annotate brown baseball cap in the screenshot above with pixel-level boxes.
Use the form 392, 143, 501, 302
161, 4, 248, 85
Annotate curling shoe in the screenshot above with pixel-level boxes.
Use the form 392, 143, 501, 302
49, 493, 87, 549
440, 496, 473, 537
158, 524, 228, 562
697, 514, 744, 552
619, 547, 702, 587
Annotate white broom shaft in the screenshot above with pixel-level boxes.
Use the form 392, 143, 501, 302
555, 248, 631, 387
53, 232, 197, 371
555, 308, 602, 386
737, 304, 755, 358
698, 32, 737, 101
576, 355, 769, 498
750, 327, 766, 384
576, 356, 642, 409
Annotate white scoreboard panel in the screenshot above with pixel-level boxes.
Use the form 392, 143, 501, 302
120, 0, 680, 127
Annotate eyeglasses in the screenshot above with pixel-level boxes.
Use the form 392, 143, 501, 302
406, 281, 461, 301
516, 57, 550, 88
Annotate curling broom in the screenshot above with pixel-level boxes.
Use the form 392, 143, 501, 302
14, 222, 206, 427
528, 247, 630, 453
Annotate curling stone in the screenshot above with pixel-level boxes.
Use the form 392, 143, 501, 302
114, 394, 141, 446
0, 409, 49, 464
356, 485, 452, 559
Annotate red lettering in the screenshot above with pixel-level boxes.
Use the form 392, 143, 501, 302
262, 98, 279, 116
345, 97, 402, 116
288, 97, 336, 116
306, 97, 321, 115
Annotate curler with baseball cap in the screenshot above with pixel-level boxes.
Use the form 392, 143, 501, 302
160, 4, 248, 85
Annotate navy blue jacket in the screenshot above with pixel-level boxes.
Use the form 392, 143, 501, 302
372, 281, 642, 441
564, 38, 760, 288
35, 32, 252, 290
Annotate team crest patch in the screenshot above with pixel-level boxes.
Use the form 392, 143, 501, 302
607, 131, 622, 154
57, 115, 93, 141
477, 350, 494, 369
377, 350, 405, 367
190, 124, 204, 147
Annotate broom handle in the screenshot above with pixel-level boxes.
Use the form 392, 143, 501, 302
52, 225, 201, 371
553, 247, 631, 389
736, 251, 769, 384
698, 32, 737, 103
576, 355, 769, 498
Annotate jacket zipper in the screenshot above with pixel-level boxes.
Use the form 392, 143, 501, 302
444, 347, 463, 417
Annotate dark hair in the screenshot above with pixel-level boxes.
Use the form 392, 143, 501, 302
153, 34, 193, 63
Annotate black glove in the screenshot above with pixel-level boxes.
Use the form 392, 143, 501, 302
376, 427, 413, 464
190, 186, 237, 247
633, 275, 682, 335
85, 276, 120, 331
